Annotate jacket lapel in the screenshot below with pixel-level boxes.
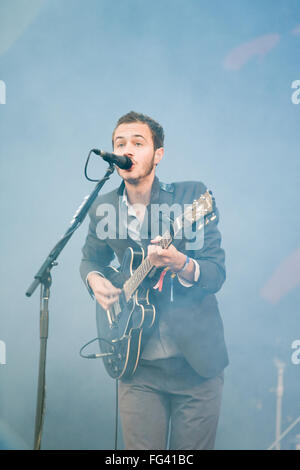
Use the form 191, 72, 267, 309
110, 176, 175, 254
140, 176, 174, 248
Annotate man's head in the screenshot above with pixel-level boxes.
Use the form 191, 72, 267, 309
112, 111, 164, 151
112, 111, 164, 185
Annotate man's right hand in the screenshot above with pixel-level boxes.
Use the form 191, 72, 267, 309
87, 272, 121, 310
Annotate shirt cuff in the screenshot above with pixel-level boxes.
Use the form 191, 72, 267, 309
177, 259, 200, 287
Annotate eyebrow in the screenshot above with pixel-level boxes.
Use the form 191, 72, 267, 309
114, 134, 147, 141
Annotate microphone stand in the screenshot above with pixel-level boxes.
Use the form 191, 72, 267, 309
25, 161, 115, 450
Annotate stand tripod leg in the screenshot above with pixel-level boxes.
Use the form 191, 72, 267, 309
34, 338, 47, 450
33, 277, 50, 450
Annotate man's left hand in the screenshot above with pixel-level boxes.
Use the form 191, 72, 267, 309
147, 236, 186, 272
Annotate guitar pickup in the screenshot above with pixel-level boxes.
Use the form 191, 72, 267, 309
106, 299, 122, 328
106, 309, 115, 327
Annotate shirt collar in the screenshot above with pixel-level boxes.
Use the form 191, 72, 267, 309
117, 176, 161, 205
121, 188, 129, 206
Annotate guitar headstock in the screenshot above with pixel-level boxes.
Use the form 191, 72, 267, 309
173, 190, 214, 237
185, 190, 213, 225
156, 190, 215, 249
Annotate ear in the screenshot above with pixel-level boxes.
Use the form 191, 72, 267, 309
154, 147, 164, 166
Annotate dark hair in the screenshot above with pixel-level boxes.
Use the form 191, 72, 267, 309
112, 111, 164, 150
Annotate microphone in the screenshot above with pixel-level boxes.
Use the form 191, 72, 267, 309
92, 149, 133, 170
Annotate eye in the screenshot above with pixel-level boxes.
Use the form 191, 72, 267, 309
135, 142, 142, 146
116, 142, 125, 148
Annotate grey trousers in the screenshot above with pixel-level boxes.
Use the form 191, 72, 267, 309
118, 357, 224, 450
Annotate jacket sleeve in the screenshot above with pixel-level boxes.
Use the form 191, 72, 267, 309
176, 184, 226, 296
190, 204, 226, 294
79, 204, 116, 292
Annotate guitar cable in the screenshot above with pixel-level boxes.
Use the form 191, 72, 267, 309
79, 336, 115, 359
79, 337, 119, 450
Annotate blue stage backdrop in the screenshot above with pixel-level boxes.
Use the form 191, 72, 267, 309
0, 0, 300, 450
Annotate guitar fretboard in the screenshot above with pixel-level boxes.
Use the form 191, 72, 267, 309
123, 232, 172, 302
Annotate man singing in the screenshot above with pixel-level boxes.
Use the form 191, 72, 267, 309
80, 111, 229, 450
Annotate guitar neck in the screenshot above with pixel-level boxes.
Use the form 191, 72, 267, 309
122, 190, 213, 302
123, 232, 172, 302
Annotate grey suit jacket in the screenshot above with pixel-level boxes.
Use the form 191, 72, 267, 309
80, 176, 229, 377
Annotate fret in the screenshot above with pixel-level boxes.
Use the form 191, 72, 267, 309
123, 229, 171, 301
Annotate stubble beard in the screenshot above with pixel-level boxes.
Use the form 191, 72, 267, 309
119, 153, 156, 186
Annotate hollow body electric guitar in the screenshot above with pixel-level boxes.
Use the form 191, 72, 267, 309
96, 190, 216, 379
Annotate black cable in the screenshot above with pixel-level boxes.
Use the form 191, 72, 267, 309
84, 150, 99, 182
79, 336, 114, 359
84, 149, 114, 182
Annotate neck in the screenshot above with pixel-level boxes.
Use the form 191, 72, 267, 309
124, 173, 155, 206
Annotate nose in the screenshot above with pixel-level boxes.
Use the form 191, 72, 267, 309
121, 142, 135, 157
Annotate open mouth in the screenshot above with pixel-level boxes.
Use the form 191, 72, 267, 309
125, 161, 135, 170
